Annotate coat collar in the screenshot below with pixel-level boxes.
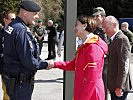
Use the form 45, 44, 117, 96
85, 35, 99, 44
113, 30, 123, 41
76, 35, 99, 52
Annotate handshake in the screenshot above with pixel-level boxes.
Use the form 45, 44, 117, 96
46, 60, 54, 70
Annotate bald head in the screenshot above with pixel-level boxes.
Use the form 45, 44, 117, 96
102, 16, 119, 38
18, 8, 39, 25
105, 16, 119, 27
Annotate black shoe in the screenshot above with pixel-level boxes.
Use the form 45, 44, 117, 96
45, 57, 52, 60
50, 55, 56, 59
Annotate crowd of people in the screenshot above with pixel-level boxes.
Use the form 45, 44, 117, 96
0, 0, 133, 100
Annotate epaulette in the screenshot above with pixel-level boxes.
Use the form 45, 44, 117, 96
5, 26, 14, 34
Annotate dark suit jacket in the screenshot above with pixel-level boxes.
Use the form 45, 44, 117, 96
107, 31, 132, 92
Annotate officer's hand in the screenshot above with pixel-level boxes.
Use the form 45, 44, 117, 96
46, 60, 54, 70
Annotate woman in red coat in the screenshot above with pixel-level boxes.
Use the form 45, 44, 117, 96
48, 16, 108, 100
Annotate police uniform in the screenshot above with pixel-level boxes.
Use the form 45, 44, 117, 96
2, 1, 48, 100
33, 20, 45, 54
0, 28, 4, 74
0, 28, 10, 100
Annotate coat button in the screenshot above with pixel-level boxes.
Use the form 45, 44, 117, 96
83, 77, 87, 83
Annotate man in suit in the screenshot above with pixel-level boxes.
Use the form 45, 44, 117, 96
102, 16, 132, 100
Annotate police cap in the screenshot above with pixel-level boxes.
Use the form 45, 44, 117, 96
20, 0, 41, 12
92, 7, 106, 16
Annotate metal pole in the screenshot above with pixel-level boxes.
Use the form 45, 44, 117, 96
64, 0, 77, 100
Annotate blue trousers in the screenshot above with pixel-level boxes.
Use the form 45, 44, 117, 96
110, 92, 129, 100
2, 75, 34, 100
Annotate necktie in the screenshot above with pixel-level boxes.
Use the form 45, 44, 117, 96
109, 39, 112, 46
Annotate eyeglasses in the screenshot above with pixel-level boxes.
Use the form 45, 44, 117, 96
6, 18, 15, 21
11, 18, 15, 21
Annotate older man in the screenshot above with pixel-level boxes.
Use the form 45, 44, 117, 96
121, 22, 133, 50
2, 1, 48, 100
45, 20, 57, 60
102, 16, 132, 100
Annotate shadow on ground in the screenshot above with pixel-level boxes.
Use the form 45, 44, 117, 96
34, 78, 63, 83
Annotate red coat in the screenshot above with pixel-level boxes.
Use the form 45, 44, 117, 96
54, 35, 108, 100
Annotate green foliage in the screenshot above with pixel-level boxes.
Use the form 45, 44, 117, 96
77, 0, 133, 19
119, 0, 133, 18
0, 0, 20, 12
0, 0, 20, 23
33, 0, 64, 29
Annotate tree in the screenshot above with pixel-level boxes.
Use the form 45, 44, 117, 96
0, 0, 20, 23
33, 0, 64, 28
77, 0, 133, 19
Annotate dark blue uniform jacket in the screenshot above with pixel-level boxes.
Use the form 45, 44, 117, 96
3, 17, 48, 74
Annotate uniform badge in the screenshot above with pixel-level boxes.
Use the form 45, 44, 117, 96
5, 26, 14, 34
27, 27, 31, 32
29, 41, 33, 48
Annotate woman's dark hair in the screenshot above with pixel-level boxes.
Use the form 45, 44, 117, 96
77, 15, 97, 33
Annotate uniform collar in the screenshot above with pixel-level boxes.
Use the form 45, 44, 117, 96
16, 16, 31, 32
16, 16, 27, 26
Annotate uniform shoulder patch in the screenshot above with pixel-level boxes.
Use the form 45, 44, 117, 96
27, 27, 31, 32
29, 41, 33, 48
5, 26, 14, 34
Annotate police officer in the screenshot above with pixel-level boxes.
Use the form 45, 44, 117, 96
33, 19, 45, 54
0, 10, 16, 100
2, 1, 48, 100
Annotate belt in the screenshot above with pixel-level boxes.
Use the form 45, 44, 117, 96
4, 72, 35, 82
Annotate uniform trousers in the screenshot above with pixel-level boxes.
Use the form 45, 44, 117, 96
48, 38, 56, 58
2, 75, 34, 100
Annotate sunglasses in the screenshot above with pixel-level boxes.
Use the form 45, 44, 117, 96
11, 18, 15, 21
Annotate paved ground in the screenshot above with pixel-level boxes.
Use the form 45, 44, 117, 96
0, 43, 133, 100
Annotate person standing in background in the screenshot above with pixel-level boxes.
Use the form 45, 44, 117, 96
121, 22, 133, 52
33, 19, 46, 55
45, 20, 57, 60
92, 7, 108, 43
0, 10, 16, 100
92, 7, 109, 100
57, 29, 64, 57
103, 16, 132, 100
